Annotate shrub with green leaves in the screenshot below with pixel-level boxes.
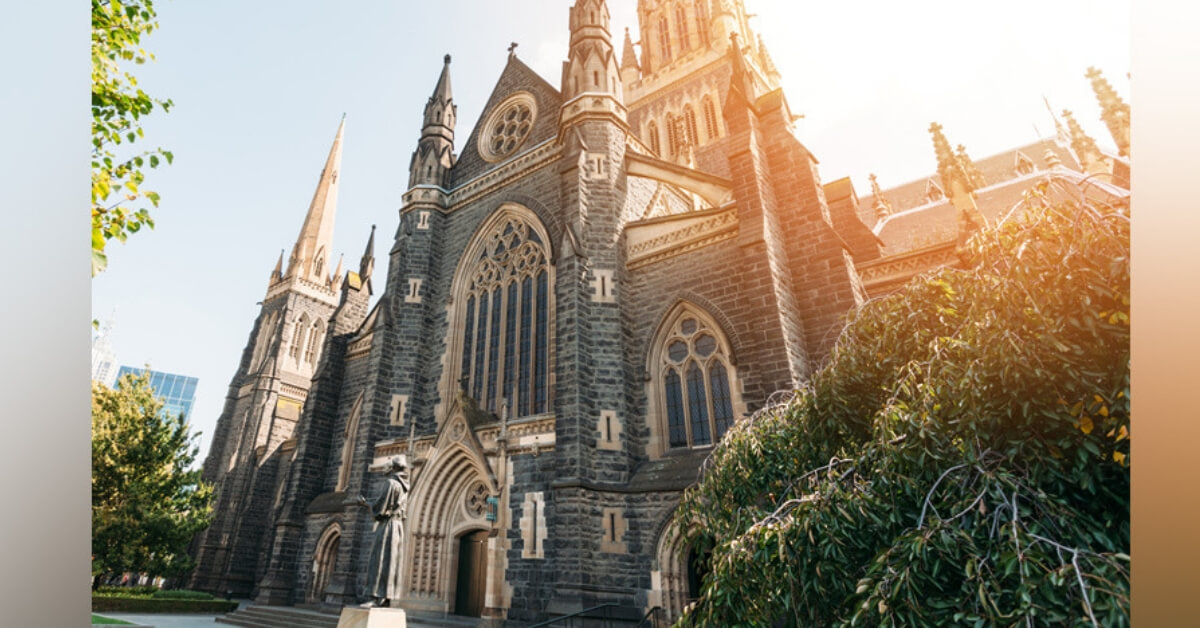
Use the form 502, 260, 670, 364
675, 179, 1130, 627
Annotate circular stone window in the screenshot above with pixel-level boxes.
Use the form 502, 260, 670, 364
479, 92, 537, 162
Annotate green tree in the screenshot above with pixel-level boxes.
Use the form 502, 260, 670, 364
674, 180, 1130, 627
92, 370, 213, 582
92, 0, 173, 276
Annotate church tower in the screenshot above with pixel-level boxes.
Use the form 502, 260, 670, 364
409, 55, 457, 188
191, 118, 360, 597
624, 0, 781, 168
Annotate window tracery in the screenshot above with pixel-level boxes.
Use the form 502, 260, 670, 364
651, 304, 739, 452
453, 209, 553, 417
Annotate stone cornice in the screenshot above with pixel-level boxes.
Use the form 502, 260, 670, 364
856, 242, 959, 291
264, 274, 341, 307
372, 415, 557, 462
626, 206, 738, 270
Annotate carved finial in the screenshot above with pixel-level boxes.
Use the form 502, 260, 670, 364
508, 42, 519, 57
1062, 109, 1108, 175
929, 121, 980, 215
1086, 66, 1130, 157
868, 173, 893, 219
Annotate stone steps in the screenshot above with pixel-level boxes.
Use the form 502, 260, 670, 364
215, 604, 486, 628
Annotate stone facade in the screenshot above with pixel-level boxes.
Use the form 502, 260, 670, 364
190, 1, 1129, 624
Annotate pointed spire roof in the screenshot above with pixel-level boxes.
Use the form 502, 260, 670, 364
433, 54, 453, 102
269, 248, 284, 285
422, 55, 456, 138
359, 224, 376, 280
330, 254, 344, 288
286, 116, 345, 285
621, 27, 639, 71
757, 33, 780, 79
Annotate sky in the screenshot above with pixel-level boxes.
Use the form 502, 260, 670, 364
90, 0, 1130, 465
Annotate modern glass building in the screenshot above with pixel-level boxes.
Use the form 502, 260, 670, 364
115, 366, 199, 420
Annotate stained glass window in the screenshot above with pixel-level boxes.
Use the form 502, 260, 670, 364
656, 305, 739, 450
455, 210, 552, 419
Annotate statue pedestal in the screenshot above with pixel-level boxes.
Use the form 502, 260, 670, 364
335, 606, 407, 628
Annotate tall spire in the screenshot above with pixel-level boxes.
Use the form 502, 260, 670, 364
929, 122, 983, 244
1085, 66, 1130, 157
409, 55, 457, 189
286, 116, 345, 285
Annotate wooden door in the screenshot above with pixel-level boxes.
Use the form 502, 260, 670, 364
454, 530, 489, 617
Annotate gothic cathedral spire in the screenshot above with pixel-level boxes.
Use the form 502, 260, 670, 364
408, 55, 457, 189
561, 0, 623, 110
285, 116, 345, 287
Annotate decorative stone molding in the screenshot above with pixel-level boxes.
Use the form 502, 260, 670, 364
597, 410, 622, 451
389, 394, 409, 427
405, 278, 423, 304
856, 242, 959, 292
600, 507, 628, 554
626, 207, 737, 269
520, 491, 547, 559
591, 269, 617, 303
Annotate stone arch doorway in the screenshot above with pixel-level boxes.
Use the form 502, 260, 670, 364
453, 529, 490, 617
400, 411, 499, 614
308, 524, 341, 604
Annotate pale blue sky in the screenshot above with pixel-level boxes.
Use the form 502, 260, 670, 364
91, 0, 1129, 463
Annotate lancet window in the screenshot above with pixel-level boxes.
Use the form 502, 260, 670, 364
652, 304, 740, 451
454, 209, 553, 418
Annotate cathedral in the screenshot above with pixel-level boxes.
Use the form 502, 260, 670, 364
190, 0, 1129, 625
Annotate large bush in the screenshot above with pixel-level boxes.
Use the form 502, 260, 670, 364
675, 180, 1130, 627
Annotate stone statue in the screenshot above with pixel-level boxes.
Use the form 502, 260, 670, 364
355, 456, 410, 607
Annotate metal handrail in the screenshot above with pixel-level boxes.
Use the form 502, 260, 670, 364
527, 602, 621, 627
637, 606, 664, 628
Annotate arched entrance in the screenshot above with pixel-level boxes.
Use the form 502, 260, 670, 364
399, 410, 500, 615
308, 524, 341, 603
454, 529, 489, 617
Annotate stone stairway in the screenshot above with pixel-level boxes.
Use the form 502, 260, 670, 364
215, 604, 484, 628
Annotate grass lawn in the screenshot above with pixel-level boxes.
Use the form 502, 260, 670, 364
91, 614, 133, 625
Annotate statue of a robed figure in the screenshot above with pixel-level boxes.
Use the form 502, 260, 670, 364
354, 456, 410, 608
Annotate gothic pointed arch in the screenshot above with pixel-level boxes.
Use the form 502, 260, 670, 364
439, 203, 555, 424
645, 301, 745, 458
307, 521, 342, 603
401, 405, 499, 608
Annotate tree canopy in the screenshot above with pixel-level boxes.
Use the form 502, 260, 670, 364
675, 179, 1130, 627
92, 370, 213, 580
91, 0, 173, 276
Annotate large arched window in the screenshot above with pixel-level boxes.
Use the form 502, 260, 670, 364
694, 0, 710, 47
675, 5, 691, 52
647, 120, 661, 156
305, 319, 325, 366
657, 16, 672, 64
683, 105, 699, 148
451, 206, 553, 418
649, 303, 741, 454
702, 96, 719, 141
290, 313, 309, 363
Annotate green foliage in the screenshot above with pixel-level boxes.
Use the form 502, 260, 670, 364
95, 585, 159, 596
92, 0, 173, 275
91, 595, 238, 614
675, 180, 1130, 627
91, 614, 135, 625
92, 370, 214, 581
151, 589, 215, 600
